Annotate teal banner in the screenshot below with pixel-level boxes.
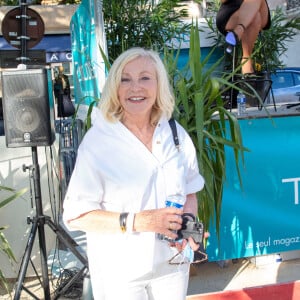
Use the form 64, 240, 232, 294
70, 0, 107, 105
207, 115, 300, 261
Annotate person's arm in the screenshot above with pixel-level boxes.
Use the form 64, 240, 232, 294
67, 206, 183, 238
183, 193, 198, 216
67, 210, 121, 233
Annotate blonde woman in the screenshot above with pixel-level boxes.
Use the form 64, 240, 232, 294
63, 48, 205, 300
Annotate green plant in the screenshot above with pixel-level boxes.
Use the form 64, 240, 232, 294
102, 0, 192, 61
0, 186, 26, 295
163, 22, 246, 236
253, 7, 300, 72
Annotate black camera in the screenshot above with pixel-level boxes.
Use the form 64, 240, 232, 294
176, 213, 204, 244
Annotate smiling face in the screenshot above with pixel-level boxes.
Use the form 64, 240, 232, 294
118, 56, 158, 121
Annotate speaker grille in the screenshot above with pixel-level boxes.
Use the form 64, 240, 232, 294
2, 68, 55, 147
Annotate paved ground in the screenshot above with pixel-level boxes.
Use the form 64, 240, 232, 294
1, 253, 300, 299
188, 254, 300, 296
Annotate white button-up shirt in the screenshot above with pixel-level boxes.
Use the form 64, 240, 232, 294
63, 108, 204, 289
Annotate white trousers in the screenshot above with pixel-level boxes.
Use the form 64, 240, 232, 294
92, 262, 190, 300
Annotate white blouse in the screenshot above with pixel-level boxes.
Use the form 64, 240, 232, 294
63, 108, 204, 289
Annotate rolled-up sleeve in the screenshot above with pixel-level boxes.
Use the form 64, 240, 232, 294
62, 145, 103, 229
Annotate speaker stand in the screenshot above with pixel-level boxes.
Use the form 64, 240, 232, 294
13, 146, 88, 300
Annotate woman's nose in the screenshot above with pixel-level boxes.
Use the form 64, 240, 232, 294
130, 80, 142, 90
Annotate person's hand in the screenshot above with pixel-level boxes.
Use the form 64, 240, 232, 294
188, 231, 210, 250
172, 231, 210, 252
135, 207, 183, 239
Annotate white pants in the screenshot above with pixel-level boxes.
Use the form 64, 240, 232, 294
92, 262, 190, 300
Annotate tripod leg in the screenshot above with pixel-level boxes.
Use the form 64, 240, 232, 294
13, 217, 51, 300
287, 102, 300, 109
37, 219, 51, 299
14, 220, 38, 300
45, 218, 89, 298
22, 286, 40, 300
46, 218, 88, 266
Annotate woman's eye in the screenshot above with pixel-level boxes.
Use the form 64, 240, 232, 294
141, 76, 150, 81
121, 77, 130, 82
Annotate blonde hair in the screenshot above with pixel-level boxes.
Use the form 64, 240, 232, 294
99, 47, 175, 125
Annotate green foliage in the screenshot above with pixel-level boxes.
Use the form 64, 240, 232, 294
0, 186, 27, 295
254, 7, 300, 71
102, 0, 192, 61
0, 0, 18, 5
163, 22, 246, 235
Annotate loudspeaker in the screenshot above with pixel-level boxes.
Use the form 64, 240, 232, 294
1, 68, 55, 147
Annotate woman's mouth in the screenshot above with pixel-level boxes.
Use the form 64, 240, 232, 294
128, 97, 145, 102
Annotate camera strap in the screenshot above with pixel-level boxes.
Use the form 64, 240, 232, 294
168, 118, 180, 151
167, 119, 208, 264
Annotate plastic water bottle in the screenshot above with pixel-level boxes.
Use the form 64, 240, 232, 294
158, 194, 185, 242
237, 91, 246, 116
165, 194, 185, 209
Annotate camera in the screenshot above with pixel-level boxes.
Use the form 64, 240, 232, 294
176, 213, 204, 244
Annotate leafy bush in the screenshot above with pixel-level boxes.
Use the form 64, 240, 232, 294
163, 22, 246, 235
0, 186, 26, 294
103, 0, 191, 61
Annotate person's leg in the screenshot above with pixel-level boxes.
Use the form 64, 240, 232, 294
98, 266, 189, 300
241, 13, 262, 74
225, 0, 269, 34
224, 0, 270, 74
98, 277, 149, 300
147, 262, 190, 300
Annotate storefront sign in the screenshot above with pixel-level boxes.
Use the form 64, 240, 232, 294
47, 51, 72, 63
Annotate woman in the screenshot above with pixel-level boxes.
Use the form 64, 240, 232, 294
63, 47, 205, 300
216, 0, 271, 75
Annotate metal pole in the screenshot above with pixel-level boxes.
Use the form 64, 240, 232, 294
13, 147, 51, 300
31, 146, 51, 299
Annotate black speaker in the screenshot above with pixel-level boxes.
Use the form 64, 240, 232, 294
1, 68, 55, 147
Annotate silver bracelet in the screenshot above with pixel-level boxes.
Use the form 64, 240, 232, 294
126, 213, 135, 233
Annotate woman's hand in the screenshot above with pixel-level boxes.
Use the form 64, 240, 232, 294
134, 207, 183, 239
